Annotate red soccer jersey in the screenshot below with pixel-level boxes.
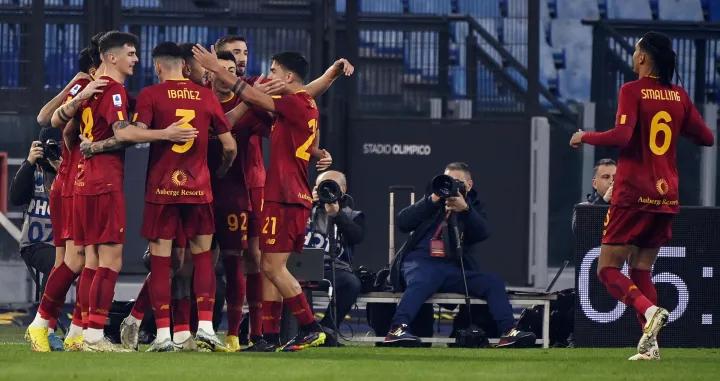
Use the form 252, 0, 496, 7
264, 90, 319, 209
136, 79, 231, 204
74, 76, 129, 195
57, 78, 91, 180
581, 76, 714, 213
241, 76, 269, 189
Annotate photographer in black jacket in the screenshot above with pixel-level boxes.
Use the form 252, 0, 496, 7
385, 162, 535, 347
305, 170, 365, 346
571, 158, 616, 232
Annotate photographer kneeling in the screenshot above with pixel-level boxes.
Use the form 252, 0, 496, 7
385, 162, 535, 348
306, 171, 365, 346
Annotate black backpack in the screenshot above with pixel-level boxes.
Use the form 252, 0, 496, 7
516, 288, 575, 347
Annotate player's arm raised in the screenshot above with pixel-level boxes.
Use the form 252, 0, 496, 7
38, 72, 91, 126
193, 44, 276, 113
50, 79, 106, 128
304, 58, 354, 98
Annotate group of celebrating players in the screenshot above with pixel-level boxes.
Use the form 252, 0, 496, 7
25, 30, 353, 353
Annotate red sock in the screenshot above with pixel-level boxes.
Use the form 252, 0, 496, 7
246, 273, 263, 339
149, 256, 172, 329
192, 251, 214, 323
172, 299, 191, 334
79, 267, 96, 329
630, 268, 658, 328
222, 256, 246, 337
38, 262, 76, 320
598, 267, 654, 316
71, 283, 82, 327
284, 293, 315, 327
131, 274, 151, 321
49, 318, 57, 331
88, 267, 118, 330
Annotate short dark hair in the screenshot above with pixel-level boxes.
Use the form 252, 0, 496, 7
152, 41, 183, 60
638, 31, 679, 88
78, 47, 93, 74
593, 158, 617, 177
270, 52, 309, 82
445, 162, 471, 180
177, 42, 195, 62
99, 31, 139, 54
88, 31, 109, 68
215, 50, 236, 64
215, 34, 246, 50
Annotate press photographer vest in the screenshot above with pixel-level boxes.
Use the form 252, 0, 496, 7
304, 206, 361, 268
20, 169, 54, 249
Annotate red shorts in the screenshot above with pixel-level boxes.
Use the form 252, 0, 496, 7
602, 205, 674, 248
60, 196, 74, 241
141, 202, 215, 242
248, 187, 264, 237
213, 206, 249, 251
49, 188, 65, 247
73, 192, 126, 246
259, 201, 309, 254
173, 227, 188, 248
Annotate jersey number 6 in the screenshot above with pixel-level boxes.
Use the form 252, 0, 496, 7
172, 109, 196, 153
650, 110, 672, 156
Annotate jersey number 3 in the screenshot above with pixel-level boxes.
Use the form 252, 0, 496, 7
650, 111, 672, 156
295, 119, 317, 161
172, 109, 196, 153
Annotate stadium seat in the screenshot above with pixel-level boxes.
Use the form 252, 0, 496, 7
559, 45, 592, 102
122, 0, 161, 7
336, 0, 345, 12
550, 19, 592, 51
555, 0, 600, 19
457, 0, 501, 17
606, 0, 653, 19
361, 0, 403, 13
707, 0, 720, 21
658, 0, 704, 21
408, 0, 451, 14
405, 31, 439, 81
502, 18, 528, 45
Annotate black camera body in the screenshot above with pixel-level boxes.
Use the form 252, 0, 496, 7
317, 179, 345, 204
41, 139, 62, 162
432, 174, 467, 199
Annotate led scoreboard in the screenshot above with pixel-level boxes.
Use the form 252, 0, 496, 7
573, 205, 720, 348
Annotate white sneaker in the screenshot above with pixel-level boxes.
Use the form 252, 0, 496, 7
629, 337, 660, 361
637, 307, 669, 354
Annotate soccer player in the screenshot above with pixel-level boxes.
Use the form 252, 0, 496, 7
194, 45, 352, 351
135, 42, 237, 352
570, 31, 714, 360
214, 35, 346, 350
24, 48, 99, 352
72, 32, 196, 352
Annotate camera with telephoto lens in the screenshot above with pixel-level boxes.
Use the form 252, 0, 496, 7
317, 179, 345, 204
41, 139, 62, 162
432, 174, 467, 199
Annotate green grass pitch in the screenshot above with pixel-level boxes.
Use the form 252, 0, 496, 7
1, 327, 719, 381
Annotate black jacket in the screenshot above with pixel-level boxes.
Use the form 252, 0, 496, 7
389, 188, 491, 291
571, 191, 609, 233
9, 161, 55, 207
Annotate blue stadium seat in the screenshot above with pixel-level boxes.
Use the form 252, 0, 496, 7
707, 0, 720, 21
558, 45, 592, 102
556, 0, 600, 19
405, 31, 439, 81
658, 0, 704, 21
408, 0, 451, 14
337, 0, 346, 13
43, 0, 84, 6
550, 19, 592, 50
457, 0, 501, 17
606, 0, 653, 19
502, 18, 527, 45
0, 23, 20, 87
361, 0, 403, 13
122, 0, 161, 7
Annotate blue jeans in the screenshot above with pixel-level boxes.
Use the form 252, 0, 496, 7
391, 255, 515, 334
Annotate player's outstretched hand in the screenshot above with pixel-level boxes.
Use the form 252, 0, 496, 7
164, 121, 199, 142
78, 79, 108, 100
570, 129, 585, 148
192, 44, 222, 73
254, 74, 286, 95
316, 149, 332, 171
71, 71, 92, 84
331, 58, 354, 78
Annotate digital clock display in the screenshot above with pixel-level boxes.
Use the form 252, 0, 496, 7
573, 205, 720, 348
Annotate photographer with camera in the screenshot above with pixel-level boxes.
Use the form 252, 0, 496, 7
572, 158, 616, 233
306, 170, 365, 346
9, 128, 64, 350
384, 162, 535, 348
